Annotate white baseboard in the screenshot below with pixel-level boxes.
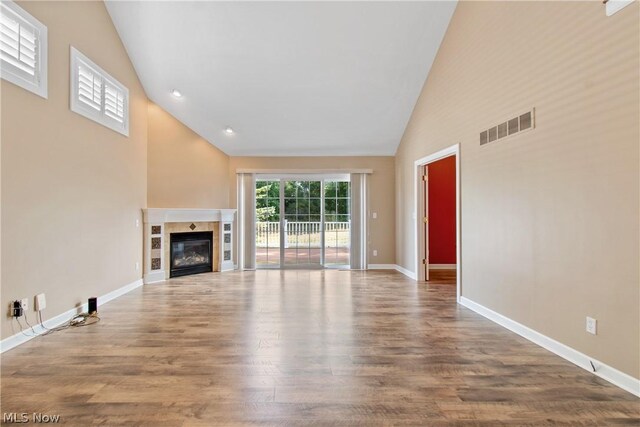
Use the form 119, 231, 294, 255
394, 264, 417, 280
368, 264, 397, 270
460, 296, 640, 397
429, 264, 456, 270
1, 279, 143, 353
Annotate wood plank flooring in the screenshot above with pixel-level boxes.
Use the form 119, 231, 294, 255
2, 270, 638, 426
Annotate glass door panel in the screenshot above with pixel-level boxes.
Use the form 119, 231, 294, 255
283, 180, 320, 267
324, 180, 350, 267
255, 180, 281, 267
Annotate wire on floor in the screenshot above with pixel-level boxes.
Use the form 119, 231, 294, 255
40, 312, 100, 336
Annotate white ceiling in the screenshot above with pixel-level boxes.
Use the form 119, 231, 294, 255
105, 1, 456, 156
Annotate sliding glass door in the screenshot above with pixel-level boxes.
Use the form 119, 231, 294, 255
255, 177, 350, 269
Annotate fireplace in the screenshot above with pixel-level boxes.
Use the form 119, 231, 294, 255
142, 209, 236, 284
169, 231, 213, 278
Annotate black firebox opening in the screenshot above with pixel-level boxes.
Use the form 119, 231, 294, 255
169, 231, 213, 278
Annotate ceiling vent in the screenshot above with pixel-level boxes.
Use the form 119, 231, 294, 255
480, 108, 535, 146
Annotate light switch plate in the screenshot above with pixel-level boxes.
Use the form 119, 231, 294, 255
586, 316, 597, 335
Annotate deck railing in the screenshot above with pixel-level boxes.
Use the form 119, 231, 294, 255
256, 221, 350, 248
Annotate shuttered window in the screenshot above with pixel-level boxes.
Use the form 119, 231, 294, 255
0, 0, 47, 98
70, 47, 129, 136
104, 81, 125, 123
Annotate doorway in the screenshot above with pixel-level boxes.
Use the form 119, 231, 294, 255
255, 177, 351, 269
414, 144, 461, 301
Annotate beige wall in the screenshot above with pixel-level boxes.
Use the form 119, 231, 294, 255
395, 1, 639, 377
229, 157, 396, 264
1, 1, 148, 340
147, 103, 230, 209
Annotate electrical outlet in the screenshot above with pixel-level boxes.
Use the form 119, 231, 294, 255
373, 249, 378, 257
135, 261, 140, 271
35, 293, 46, 311
21, 298, 28, 312
586, 316, 597, 335
136, 219, 140, 228
12, 301, 23, 317
372, 212, 377, 219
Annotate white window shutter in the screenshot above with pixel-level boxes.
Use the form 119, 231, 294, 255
77, 62, 102, 112
70, 47, 129, 136
104, 81, 125, 123
0, 0, 47, 98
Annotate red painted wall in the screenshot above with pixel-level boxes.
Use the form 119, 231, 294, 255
428, 156, 456, 264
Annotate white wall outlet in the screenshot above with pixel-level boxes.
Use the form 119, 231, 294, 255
135, 261, 140, 271
136, 219, 140, 228
586, 316, 597, 335
35, 293, 46, 311
373, 249, 378, 257
21, 298, 28, 312
372, 212, 377, 219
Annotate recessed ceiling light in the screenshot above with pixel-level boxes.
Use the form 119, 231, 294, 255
224, 127, 234, 135
171, 89, 182, 98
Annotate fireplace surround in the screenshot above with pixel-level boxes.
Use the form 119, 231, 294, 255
142, 208, 236, 283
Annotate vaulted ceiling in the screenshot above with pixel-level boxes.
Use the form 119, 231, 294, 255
106, 1, 456, 156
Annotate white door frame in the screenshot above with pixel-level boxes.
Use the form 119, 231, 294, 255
413, 143, 461, 302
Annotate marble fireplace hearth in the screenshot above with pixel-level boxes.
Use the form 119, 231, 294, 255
142, 208, 236, 284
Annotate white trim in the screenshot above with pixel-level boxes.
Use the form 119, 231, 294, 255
429, 264, 456, 270
413, 143, 461, 302
460, 296, 640, 397
606, 0, 634, 16
368, 264, 396, 270
394, 264, 417, 280
0, 0, 48, 98
98, 279, 143, 306
369, 263, 452, 280
1, 279, 143, 353
237, 168, 373, 174
220, 222, 234, 272
142, 208, 236, 224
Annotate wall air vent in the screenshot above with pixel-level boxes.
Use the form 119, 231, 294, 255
480, 108, 535, 146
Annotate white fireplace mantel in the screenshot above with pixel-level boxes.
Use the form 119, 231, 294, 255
143, 208, 236, 224
142, 208, 237, 284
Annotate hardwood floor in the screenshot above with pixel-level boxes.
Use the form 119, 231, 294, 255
2, 270, 638, 426
427, 268, 456, 284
